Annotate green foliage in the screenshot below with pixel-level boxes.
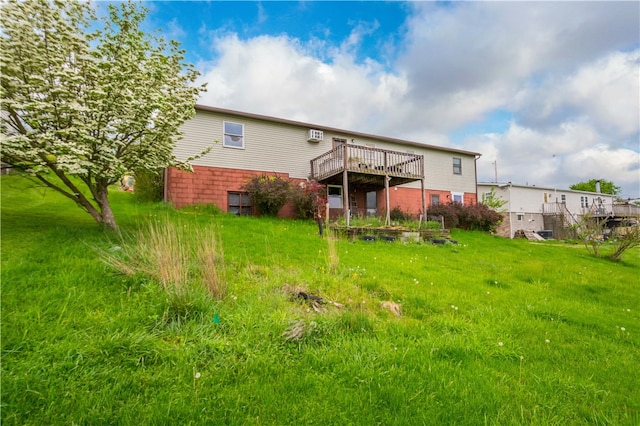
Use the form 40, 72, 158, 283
243, 174, 291, 216
390, 205, 412, 221
133, 169, 164, 202
0, 0, 205, 229
2, 174, 639, 425
570, 179, 621, 195
481, 186, 508, 212
428, 202, 503, 232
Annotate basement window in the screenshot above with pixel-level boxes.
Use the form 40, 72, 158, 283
327, 185, 343, 208
228, 191, 252, 215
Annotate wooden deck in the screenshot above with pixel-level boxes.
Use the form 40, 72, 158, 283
310, 144, 424, 188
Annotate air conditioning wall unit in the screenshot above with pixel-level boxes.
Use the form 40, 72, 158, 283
307, 129, 324, 142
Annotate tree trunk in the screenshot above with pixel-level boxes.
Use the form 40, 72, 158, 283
94, 182, 118, 230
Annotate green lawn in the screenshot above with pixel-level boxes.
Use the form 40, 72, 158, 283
2, 174, 638, 425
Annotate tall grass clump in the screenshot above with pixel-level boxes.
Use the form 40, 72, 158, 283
195, 226, 226, 299
99, 218, 226, 303
326, 234, 339, 274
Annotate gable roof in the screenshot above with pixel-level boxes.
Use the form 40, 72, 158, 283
195, 104, 481, 157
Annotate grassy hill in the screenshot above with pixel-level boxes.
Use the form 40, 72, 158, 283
2, 174, 638, 425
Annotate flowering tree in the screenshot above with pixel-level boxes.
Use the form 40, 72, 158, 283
0, 0, 205, 229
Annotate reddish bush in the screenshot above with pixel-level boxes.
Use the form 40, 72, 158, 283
428, 202, 502, 231
290, 181, 326, 219
243, 174, 290, 216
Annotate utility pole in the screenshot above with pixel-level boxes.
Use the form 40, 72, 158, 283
493, 161, 498, 183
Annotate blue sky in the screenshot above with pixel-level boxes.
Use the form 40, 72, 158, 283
101, 1, 639, 198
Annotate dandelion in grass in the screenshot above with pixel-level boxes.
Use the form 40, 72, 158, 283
545, 339, 550, 344
195, 372, 201, 379
620, 327, 626, 331
498, 341, 504, 346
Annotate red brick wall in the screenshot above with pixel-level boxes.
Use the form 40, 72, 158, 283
166, 166, 303, 217
381, 188, 478, 218
167, 165, 477, 219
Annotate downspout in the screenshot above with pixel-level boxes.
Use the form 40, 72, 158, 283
420, 154, 426, 218
508, 183, 513, 239
474, 154, 481, 204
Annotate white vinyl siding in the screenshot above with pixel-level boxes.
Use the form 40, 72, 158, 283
175, 109, 478, 195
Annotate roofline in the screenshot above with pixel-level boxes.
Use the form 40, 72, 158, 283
195, 104, 481, 157
478, 182, 618, 197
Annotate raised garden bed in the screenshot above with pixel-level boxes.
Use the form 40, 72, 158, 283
331, 225, 451, 242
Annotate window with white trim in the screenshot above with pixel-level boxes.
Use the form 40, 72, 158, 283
453, 157, 462, 175
327, 185, 343, 208
452, 192, 464, 204
223, 121, 244, 148
517, 213, 524, 221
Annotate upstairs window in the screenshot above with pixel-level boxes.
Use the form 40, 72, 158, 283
223, 121, 244, 148
561, 194, 566, 204
453, 157, 462, 175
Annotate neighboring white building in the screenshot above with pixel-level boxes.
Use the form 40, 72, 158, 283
478, 183, 623, 239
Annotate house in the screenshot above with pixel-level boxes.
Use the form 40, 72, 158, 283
166, 105, 480, 221
478, 182, 639, 239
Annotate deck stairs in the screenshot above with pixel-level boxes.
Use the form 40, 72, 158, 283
515, 230, 546, 241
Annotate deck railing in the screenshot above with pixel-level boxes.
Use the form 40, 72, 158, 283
543, 202, 640, 218
310, 144, 424, 181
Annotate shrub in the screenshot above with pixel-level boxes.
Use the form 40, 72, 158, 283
290, 180, 326, 219
133, 169, 164, 202
456, 203, 503, 231
428, 202, 502, 231
390, 205, 412, 221
427, 203, 459, 229
243, 174, 291, 216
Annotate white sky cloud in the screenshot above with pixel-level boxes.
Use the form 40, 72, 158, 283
193, 1, 639, 198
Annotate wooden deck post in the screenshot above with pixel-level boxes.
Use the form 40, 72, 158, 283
385, 175, 391, 226
421, 178, 426, 218
343, 144, 350, 226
